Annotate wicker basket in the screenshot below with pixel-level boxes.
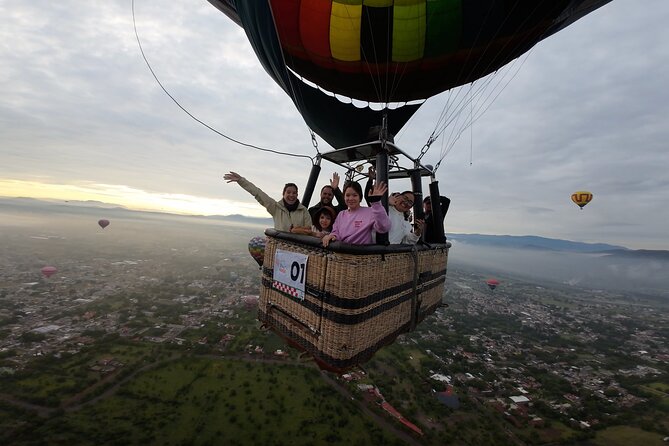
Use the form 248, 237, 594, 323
258, 229, 449, 372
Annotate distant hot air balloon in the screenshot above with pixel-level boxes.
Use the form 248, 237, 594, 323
248, 236, 266, 268
41, 266, 57, 278
486, 279, 500, 291
98, 219, 110, 229
571, 191, 593, 210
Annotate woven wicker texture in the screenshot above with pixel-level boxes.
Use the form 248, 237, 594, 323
416, 247, 449, 315
259, 237, 328, 333
320, 250, 416, 360
258, 235, 449, 370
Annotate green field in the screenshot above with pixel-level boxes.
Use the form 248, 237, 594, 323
7, 357, 404, 446
5, 341, 166, 406
592, 425, 666, 446
645, 382, 669, 394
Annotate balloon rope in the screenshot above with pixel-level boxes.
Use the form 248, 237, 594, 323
427, 1, 547, 167
470, 90, 473, 166
131, 0, 314, 163
266, 2, 323, 154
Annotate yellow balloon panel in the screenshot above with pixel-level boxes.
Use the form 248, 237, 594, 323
571, 191, 593, 209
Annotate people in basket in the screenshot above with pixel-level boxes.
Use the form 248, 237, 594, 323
387, 191, 423, 244
423, 195, 451, 243
223, 171, 311, 232
322, 181, 390, 247
308, 172, 347, 216
290, 205, 337, 239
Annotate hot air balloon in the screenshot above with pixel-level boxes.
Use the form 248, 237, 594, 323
41, 266, 57, 278
207, 0, 613, 149
486, 279, 500, 291
571, 191, 593, 210
98, 219, 110, 229
189, 0, 612, 372
248, 236, 266, 267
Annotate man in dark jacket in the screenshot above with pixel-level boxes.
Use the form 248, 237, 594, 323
423, 195, 451, 243
308, 172, 347, 216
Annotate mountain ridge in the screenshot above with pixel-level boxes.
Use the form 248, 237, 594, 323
447, 233, 626, 252
2, 196, 667, 258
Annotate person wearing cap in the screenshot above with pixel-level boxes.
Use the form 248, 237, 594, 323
423, 195, 451, 243
223, 171, 312, 232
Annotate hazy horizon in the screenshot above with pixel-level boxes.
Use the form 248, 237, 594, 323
3, 195, 662, 253
2, 1, 669, 251
2, 200, 667, 299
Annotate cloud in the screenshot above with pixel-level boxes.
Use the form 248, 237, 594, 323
1, 0, 668, 250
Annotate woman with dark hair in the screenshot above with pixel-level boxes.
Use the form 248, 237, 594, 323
224, 171, 312, 232
311, 205, 336, 237
322, 181, 390, 247
387, 190, 422, 244
290, 205, 337, 239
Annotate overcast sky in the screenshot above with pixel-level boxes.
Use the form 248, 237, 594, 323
1, 0, 668, 250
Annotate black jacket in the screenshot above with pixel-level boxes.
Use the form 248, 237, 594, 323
308, 187, 346, 217
424, 196, 451, 243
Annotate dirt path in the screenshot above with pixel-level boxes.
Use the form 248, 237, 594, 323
0, 393, 54, 418
319, 371, 423, 446
0, 355, 180, 417
63, 355, 181, 413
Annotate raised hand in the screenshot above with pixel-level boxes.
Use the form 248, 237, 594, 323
369, 181, 387, 197
330, 172, 340, 190
223, 172, 242, 183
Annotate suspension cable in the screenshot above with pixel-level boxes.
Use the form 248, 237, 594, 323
131, 0, 315, 163
421, 0, 550, 171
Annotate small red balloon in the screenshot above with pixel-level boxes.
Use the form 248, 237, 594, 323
486, 279, 500, 291
98, 219, 110, 229
41, 266, 58, 278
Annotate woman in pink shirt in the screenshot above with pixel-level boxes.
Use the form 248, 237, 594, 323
322, 181, 390, 247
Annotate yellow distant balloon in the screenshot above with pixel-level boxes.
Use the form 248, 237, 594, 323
571, 191, 593, 209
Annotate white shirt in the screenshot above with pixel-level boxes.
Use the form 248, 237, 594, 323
387, 206, 419, 244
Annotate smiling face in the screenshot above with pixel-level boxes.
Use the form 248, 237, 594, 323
283, 185, 298, 205
344, 186, 361, 210
394, 192, 414, 213
318, 213, 332, 230
320, 186, 334, 205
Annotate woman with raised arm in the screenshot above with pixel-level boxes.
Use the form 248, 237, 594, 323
322, 181, 391, 247
224, 171, 312, 232
387, 191, 423, 244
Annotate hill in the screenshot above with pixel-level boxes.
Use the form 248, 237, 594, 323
0, 197, 273, 227
447, 233, 627, 252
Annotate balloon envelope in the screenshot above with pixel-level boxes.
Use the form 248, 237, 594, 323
486, 279, 500, 291
208, 0, 612, 148
571, 191, 593, 209
98, 219, 110, 229
41, 266, 57, 278
248, 236, 266, 267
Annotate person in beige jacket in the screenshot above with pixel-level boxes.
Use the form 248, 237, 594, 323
224, 171, 312, 232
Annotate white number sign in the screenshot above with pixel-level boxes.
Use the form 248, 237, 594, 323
272, 249, 308, 300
